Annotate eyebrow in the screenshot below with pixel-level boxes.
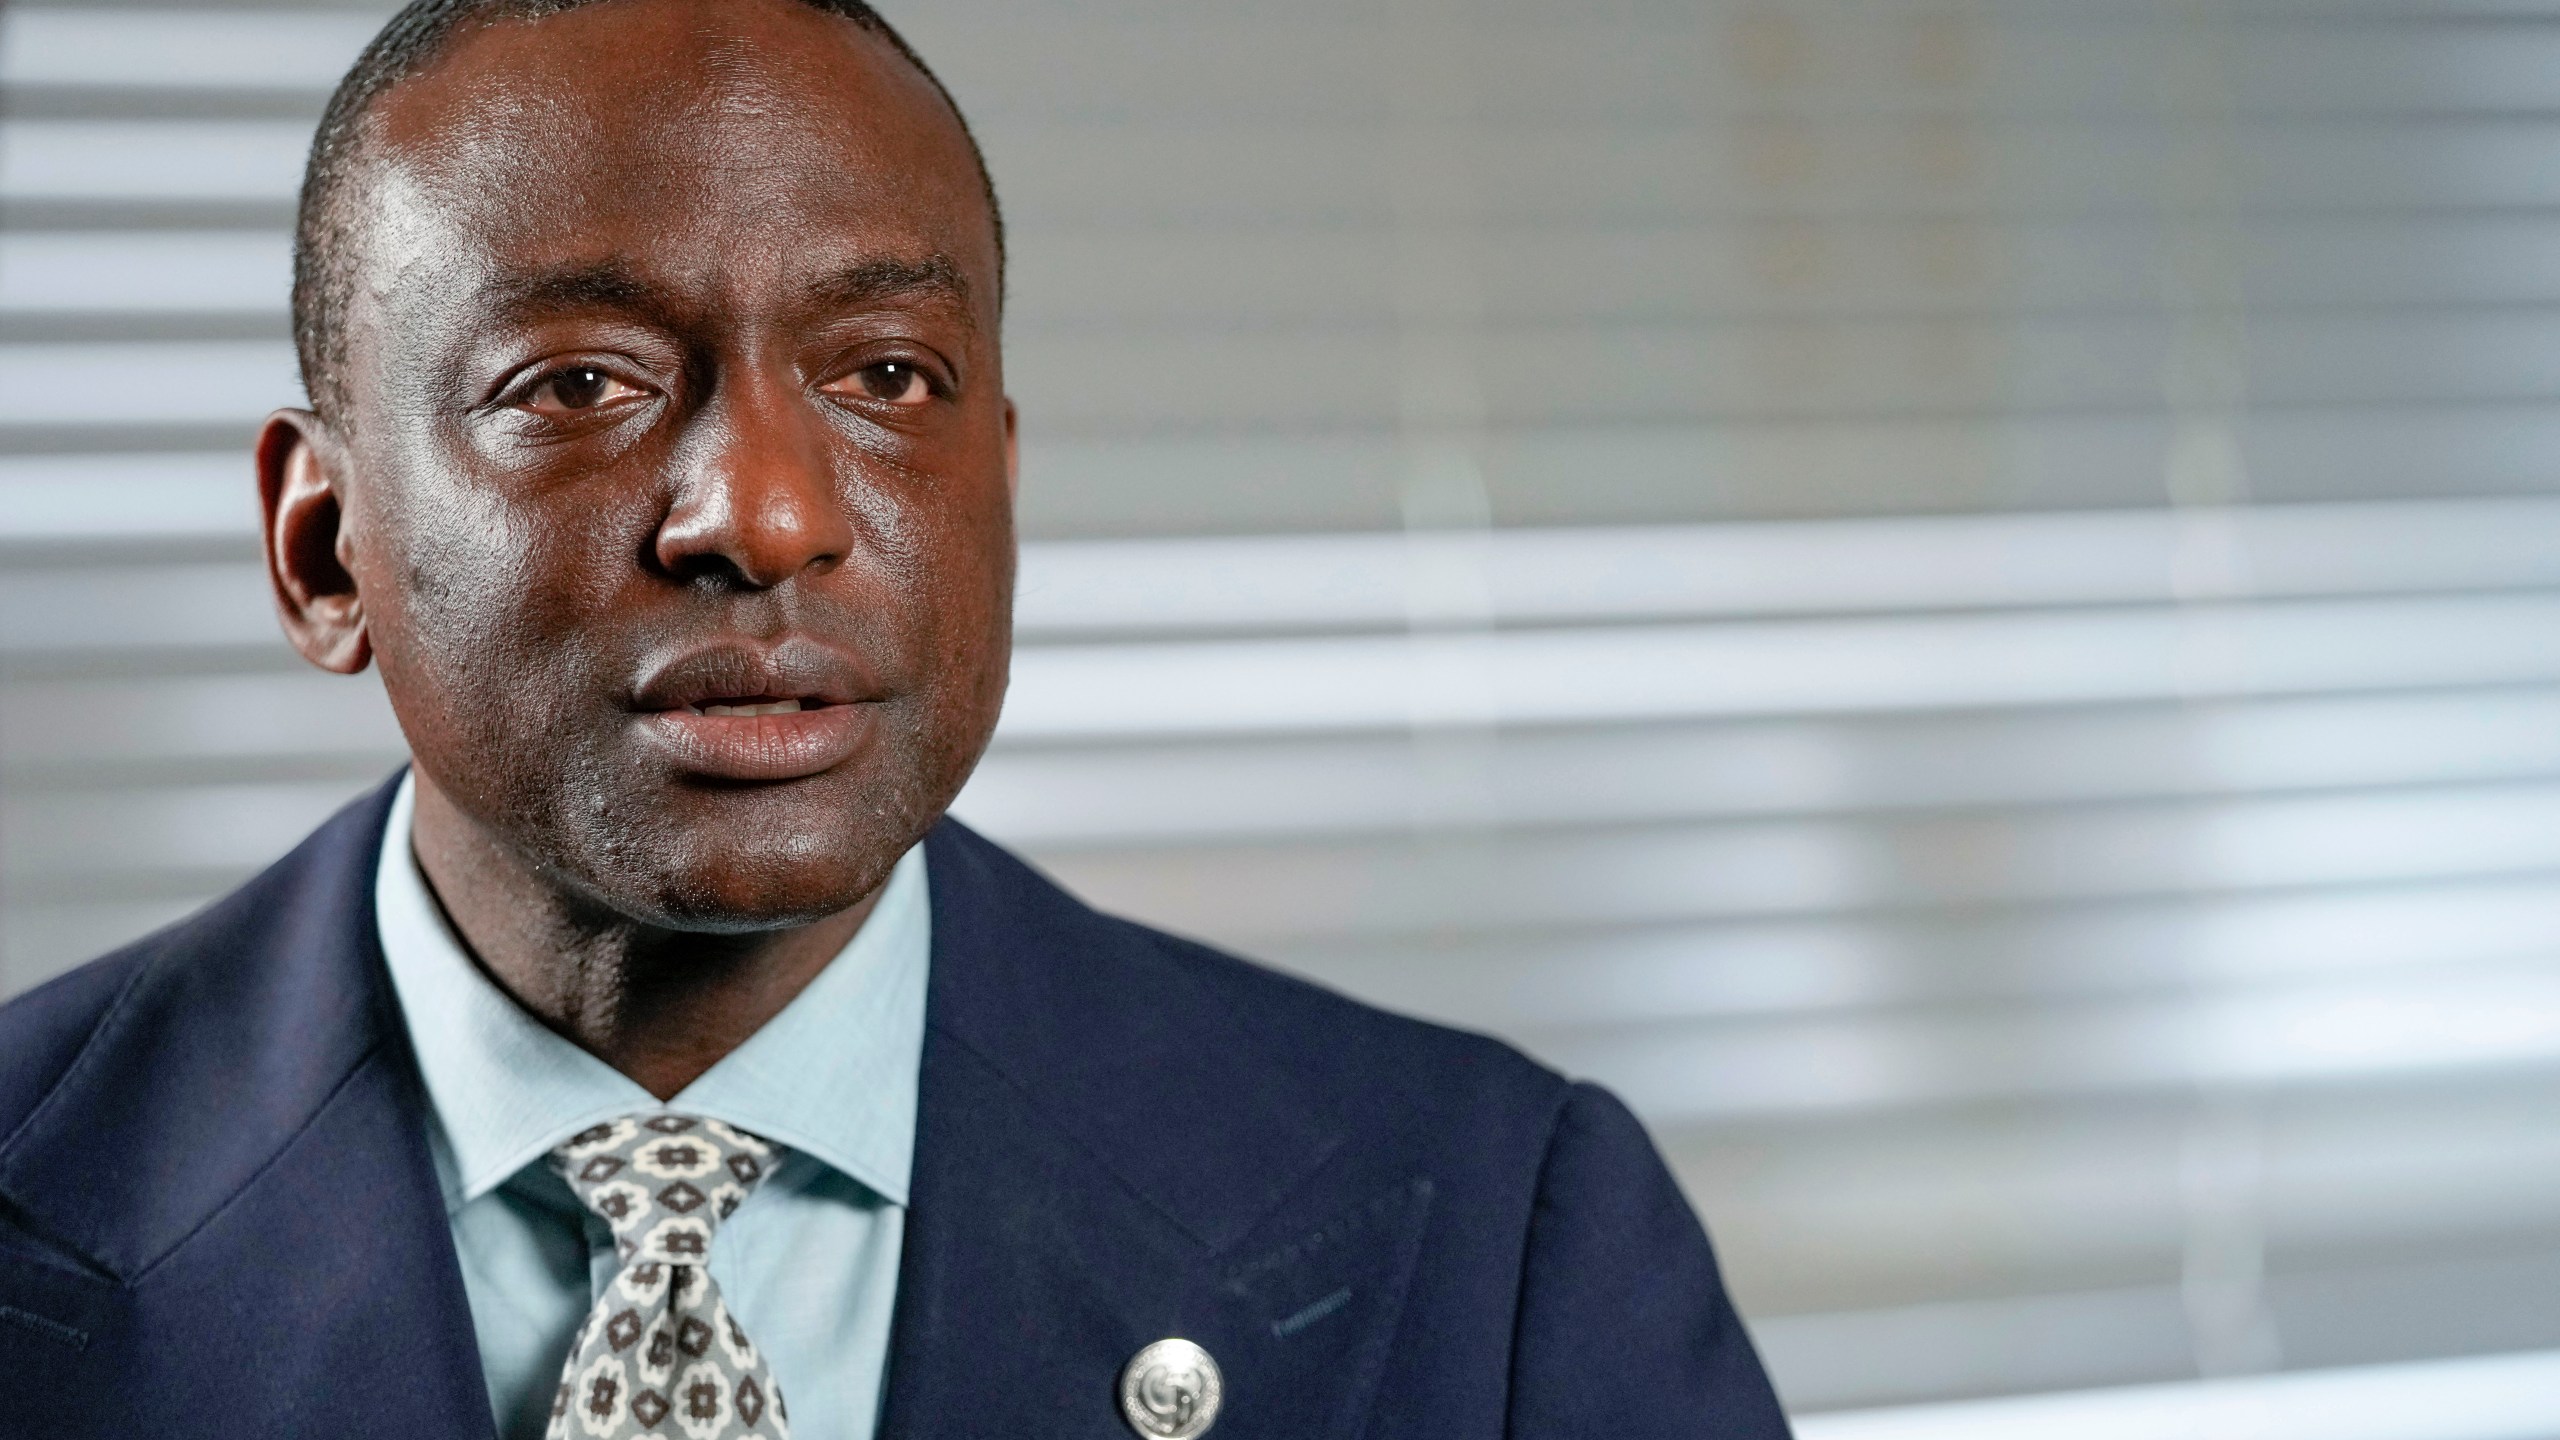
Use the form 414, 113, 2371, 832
478, 255, 975, 327
471, 258, 670, 335
481, 260, 666, 323
804, 255, 974, 323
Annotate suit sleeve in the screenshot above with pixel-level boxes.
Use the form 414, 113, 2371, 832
1505, 1082, 1794, 1438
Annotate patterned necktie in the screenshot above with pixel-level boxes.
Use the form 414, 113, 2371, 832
547, 1114, 791, 1439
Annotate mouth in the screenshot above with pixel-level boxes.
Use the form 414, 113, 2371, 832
690, 697, 818, 718
631, 643, 883, 782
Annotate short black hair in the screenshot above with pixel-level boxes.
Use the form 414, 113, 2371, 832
292, 0, 1004, 418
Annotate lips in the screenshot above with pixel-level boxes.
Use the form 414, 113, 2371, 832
630, 639, 884, 782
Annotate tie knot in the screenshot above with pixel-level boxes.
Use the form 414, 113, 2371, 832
550, 1114, 780, 1265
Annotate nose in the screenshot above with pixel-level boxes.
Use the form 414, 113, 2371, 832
653, 371, 855, 589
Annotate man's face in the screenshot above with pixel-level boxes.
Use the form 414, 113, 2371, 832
326, 0, 1012, 928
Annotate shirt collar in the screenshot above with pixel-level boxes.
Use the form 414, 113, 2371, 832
374, 772, 928, 1214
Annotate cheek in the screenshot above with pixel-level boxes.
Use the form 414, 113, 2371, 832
899, 479, 1014, 679
903, 476, 1016, 764
837, 459, 1007, 641
357, 472, 628, 773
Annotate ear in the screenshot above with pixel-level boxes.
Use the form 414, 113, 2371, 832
1002, 395, 1019, 504
256, 407, 373, 675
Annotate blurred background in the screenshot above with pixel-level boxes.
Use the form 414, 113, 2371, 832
6, 1, 2560, 1434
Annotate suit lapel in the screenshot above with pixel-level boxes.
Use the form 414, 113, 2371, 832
0, 778, 491, 1437
878, 823, 1432, 1440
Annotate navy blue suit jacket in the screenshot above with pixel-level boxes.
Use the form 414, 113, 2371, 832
0, 780, 1788, 1437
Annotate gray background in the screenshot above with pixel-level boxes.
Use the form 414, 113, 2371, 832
5, 0, 2559, 1428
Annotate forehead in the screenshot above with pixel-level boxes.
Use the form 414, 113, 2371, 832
354, 0, 994, 314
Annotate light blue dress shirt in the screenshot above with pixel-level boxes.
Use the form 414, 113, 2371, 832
373, 775, 926, 1440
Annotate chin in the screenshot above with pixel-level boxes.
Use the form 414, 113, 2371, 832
561, 776, 923, 932
620, 840, 898, 933
517, 697, 985, 932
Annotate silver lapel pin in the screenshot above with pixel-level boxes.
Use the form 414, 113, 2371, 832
1118, 1337, 1224, 1439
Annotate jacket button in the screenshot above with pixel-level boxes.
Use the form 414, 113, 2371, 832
1118, 1337, 1223, 1438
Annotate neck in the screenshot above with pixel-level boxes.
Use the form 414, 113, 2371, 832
406, 771, 880, 1101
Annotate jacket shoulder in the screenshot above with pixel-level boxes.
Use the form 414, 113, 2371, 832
0, 942, 156, 1141
0, 777, 400, 1237
1123, 912, 1572, 1126
0, 820, 357, 1149
928, 817, 1573, 1151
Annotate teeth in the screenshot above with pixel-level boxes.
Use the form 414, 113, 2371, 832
699, 699, 806, 717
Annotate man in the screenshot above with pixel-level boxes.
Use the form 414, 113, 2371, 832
0, 1, 1789, 1436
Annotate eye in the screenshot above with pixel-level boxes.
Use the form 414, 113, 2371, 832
520, 365, 644, 414
831, 360, 935, 407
